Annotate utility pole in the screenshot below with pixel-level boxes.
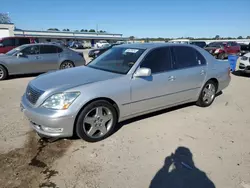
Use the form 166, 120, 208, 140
96, 24, 98, 33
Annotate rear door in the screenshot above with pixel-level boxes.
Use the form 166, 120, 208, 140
38, 45, 61, 71
169, 46, 207, 102
2, 38, 15, 53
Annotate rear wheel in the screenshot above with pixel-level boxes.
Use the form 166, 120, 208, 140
75, 100, 117, 142
0, 65, 8, 80
196, 80, 217, 107
60, 61, 75, 69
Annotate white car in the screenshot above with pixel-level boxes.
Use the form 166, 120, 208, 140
96, 40, 109, 48
239, 53, 250, 74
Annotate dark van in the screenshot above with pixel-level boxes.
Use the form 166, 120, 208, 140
0, 37, 35, 54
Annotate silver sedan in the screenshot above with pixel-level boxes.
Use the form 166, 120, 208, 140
0, 43, 85, 80
21, 43, 231, 142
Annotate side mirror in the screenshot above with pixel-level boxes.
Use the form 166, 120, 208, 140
0, 43, 3, 47
17, 52, 24, 58
134, 68, 151, 77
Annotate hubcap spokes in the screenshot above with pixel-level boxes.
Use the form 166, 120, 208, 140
0, 69, 3, 79
83, 107, 113, 138
203, 84, 216, 103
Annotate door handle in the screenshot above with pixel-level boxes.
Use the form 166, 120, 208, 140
200, 70, 206, 75
168, 76, 176, 81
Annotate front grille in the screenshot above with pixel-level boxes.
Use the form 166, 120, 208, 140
26, 85, 44, 104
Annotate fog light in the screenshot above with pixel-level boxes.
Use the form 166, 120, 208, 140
41, 126, 63, 133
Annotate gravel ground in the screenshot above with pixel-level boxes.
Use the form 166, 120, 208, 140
0, 53, 249, 188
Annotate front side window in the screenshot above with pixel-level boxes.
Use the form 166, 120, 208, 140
88, 47, 145, 74
21, 46, 39, 55
3, 38, 15, 47
16, 38, 30, 46
140, 47, 172, 74
40, 45, 58, 54
172, 46, 201, 69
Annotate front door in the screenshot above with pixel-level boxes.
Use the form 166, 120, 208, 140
130, 47, 176, 115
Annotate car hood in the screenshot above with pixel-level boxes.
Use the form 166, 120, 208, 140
30, 66, 122, 92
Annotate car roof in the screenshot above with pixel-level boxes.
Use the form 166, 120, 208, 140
113, 43, 194, 50
20, 43, 63, 48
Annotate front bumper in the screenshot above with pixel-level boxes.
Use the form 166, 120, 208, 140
21, 95, 75, 137
239, 62, 250, 73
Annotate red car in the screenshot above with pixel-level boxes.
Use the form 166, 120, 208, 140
0, 37, 35, 54
204, 42, 240, 59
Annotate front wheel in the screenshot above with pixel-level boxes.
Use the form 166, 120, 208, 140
60, 61, 75, 69
75, 100, 118, 142
196, 80, 217, 107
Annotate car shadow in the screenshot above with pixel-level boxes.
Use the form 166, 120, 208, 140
114, 91, 223, 135
7, 73, 42, 80
149, 147, 216, 188
232, 71, 250, 78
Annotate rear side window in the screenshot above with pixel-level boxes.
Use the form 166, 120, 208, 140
140, 47, 172, 74
40, 45, 59, 54
172, 46, 198, 69
195, 51, 206, 65
2, 38, 15, 47
16, 38, 30, 46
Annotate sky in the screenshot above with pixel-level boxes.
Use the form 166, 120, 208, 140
1, 0, 250, 38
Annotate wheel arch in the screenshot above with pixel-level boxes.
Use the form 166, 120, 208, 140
73, 97, 120, 136
0, 63, 9, 75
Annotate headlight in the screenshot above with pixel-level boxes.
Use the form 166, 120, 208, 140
94, 50, 100, 54
214, 49, 220, 53
41, 92, 80, 110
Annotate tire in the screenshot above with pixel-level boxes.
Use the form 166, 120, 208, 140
0, 65, 8, 80
196, 80, 217, 107
75, 100, 118, 142
60, 61, 75, 69
218, 53, 225, 60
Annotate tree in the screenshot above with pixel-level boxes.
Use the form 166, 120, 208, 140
237, 36, 243, 39
47, 28, 60, 31
247, 36, 250, 39
89, 29, 96, 32
99, 30, 106, 33
129, 36, 135, 41
63, 29, 70, 31
80, 29, 86, 32
0, 13, 11, 24
74, 30, 79, 32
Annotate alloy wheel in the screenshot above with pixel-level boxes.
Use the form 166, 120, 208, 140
83, 106, 113, 138
202, 83, 216, 104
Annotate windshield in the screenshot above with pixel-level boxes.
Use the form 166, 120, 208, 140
88, 47, 145, 74
6, 47, 21, 56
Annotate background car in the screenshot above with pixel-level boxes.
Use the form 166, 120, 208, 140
21, 43, 231, 142
0, 36, 35, 54
96, 40, 109, 48
238, 52, 250, 74
88, 43, 120, 58
204, 42, 240, 59
69, 41, 84, 49
190, 41, 207, 48
0, 43, 85, 80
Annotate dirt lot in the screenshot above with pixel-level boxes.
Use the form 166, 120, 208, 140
0, 54, 249, 188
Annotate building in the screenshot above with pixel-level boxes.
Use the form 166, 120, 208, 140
0, 23, 127, 47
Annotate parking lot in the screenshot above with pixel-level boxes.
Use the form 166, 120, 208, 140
0, 51, 249, 188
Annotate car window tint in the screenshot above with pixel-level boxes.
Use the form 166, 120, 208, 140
21, 46, 39, 55
56, 46, 63, 53
195, 50, 206, 65
40, 45, 58, 54
3, 38, 15, 46
140, 47, 172, 74
16, 38, 30, 46
172, 46, 198, 69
